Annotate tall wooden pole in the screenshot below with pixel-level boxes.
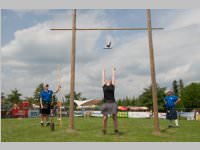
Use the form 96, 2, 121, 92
69, 9, 76, 130
146, 9, 160, 134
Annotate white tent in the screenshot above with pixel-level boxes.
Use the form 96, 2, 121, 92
74, 99, 101, 109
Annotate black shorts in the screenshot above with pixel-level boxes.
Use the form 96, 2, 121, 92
40, 101, 51, 115
166, 107, 177, 120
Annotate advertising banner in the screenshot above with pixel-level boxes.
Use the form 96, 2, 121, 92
117, 112, 128, 118
128, 112, 150, 118
91, 111, 103, 117
28, 110, 39, 118
179, 112, 195, 120
196, 113, 200, 120
158, 113, 166, 119
74, 111, 84, 117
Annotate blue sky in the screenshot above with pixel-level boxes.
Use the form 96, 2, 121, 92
1, 9, 200, 99
2, 10, 64, 46
2, 9, 175, 46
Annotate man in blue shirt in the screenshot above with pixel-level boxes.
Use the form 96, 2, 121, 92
40, 83, 60, 126
164, 89, 181, 128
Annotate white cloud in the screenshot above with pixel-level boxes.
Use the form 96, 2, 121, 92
1, 10, 111, 98
10, 9, 51, 19
167, 9, 200, 29
158, 64, 191, 82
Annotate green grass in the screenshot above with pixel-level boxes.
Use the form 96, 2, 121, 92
1, 117, 200, 142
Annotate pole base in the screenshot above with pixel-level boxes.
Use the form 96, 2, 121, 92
152, 130, 161, 136
50, 123, 55, 131
67, 128, 76, 133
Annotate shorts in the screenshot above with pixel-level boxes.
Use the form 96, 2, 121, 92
101, 102, 118, 115
40, 101, 51, 115
166, 107, 177, 120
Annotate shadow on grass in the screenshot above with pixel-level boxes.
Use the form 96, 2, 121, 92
160, 127, 170, 133
109, 131, 125, 136
161, 126, 179, 133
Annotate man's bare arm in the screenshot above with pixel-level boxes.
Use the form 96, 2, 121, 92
40, 97, 43, 109
175, 98, 181, 105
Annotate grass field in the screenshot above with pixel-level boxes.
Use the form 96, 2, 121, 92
1, 117, 200, 142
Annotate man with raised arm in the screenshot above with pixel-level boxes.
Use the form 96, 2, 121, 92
40, 83, 61, 126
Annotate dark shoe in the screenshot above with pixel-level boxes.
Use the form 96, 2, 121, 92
46, 122, 50, 126
168, 125, 173, 128
102, 129, 106, 135
114, 129, 120, 136
175, 125, 180, 128
40, 122, 44, 126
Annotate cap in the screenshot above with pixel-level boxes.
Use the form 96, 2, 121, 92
44, 83, 49, 87
165, 89, 173, 94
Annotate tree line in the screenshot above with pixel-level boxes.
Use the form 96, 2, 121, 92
2, 80, 200, 112
117, 80, 200, 112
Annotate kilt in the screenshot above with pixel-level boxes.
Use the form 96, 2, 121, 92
166, 107, 177, 120
101, 102, 118, 115
40, 101, 51, 115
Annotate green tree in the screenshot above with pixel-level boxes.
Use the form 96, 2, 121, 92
179, 79, 184, 97
172, 80, 179, 95
130, 98, 136, 106
7, 89, 22, 104
176, 79, 185, 110
24, 96, 36, 106
65, 91, 87, 106
182, 82, 200, 111
74, 92, 87, 100
134, 98, 140, 106
124, 96, 131, 106
33, 83, 44, 101
1, 92, 12, 111
128, 97, 136, 106
138, 84, 166, 112
121, 98, 126, 106
117, 99, 122, 106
